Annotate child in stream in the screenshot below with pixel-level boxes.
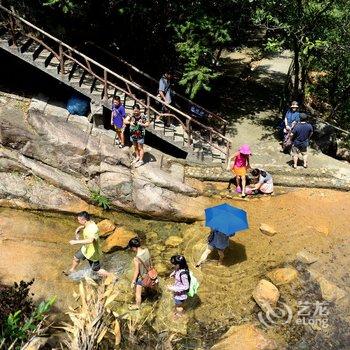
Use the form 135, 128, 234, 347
229, 144, 252, 197
168, 255, 190, 319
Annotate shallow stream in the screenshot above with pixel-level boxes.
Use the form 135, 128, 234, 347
1, 187, 350, 349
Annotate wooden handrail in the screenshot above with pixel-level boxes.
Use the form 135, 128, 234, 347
0, 4, 232, 160
85, 41, 229, 126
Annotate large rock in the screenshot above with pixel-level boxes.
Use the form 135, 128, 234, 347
102, 227, 137, 252
0, 106, 203, 220
134, 164, 198, 197
267, 267, 298, 285
99, 170, 133, 206
309, 269, 347, 303
19, 155, 91, 200
253, 279, 280, 313
97, 219, 116, 237
210, 324, 278, 350
296, 250, 318, 264
259, 224, 277, 236
0, 172, 91, 213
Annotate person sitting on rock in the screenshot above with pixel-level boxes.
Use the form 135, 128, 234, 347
195, 229, 230, 267
67, 211, 111, 278
124, 104, 149, 168
248, 168, 274, 195
168, 255, 190, 319
128, 237, 153, 310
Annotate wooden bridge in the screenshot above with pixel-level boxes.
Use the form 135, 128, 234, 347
0, 5, 231, 164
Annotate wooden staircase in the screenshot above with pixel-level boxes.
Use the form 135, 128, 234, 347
0, 5, 231, 164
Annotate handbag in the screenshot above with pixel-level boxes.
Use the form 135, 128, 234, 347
137, 257, 158, 288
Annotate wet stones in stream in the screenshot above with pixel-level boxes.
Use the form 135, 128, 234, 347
251, 261, 350, 349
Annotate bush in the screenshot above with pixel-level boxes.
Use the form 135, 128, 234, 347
0, 280, 56, 349
90, 190, 111, 210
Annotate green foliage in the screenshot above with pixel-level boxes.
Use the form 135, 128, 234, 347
264, 37, 284, 53
173, 13, 230, 98
42, 0, 75, 14
0, 280, 55, 349
90, 190, 111, 210
2, 297, 56, 346
253, 0, 350, 130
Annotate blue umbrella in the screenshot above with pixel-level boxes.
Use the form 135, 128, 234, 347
205, 203, 249, 236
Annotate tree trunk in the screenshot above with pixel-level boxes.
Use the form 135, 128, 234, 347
293, 38, 300, 99
301, 64, 307, 98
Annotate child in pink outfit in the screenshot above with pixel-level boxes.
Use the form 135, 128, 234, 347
229, 144, 252, 197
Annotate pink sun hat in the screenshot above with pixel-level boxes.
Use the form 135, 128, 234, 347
239, 144, 252, 155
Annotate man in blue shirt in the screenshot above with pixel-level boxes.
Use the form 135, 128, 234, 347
110, 96, 126, 148
291, 113, 313, 169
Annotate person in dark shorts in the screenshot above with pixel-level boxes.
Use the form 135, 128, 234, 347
67, 211, 110, 277
128, 237, 153, 310
290, 113, 313, 169
195, 229, 230, 267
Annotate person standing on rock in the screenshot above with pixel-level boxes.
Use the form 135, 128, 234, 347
128, 237, 154, 310
111, 96, 126, 148
291, 113, 313, 169
195, 229, 230, 267
168, 255, 190, 319
124, 104, 149, 168
229, 144, 252, 197
67, 211, 111, 278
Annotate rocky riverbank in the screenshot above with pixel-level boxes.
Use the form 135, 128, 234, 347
0, 95, 211, 221
1, 188, 350, 349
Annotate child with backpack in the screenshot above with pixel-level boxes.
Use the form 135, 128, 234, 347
168, 255, 191, 318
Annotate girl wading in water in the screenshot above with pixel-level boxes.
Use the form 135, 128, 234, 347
124, 104, 149, 168
229, 144, 252, 197
168, 255, 190, 319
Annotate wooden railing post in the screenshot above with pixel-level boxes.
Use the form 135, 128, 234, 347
59, 43, 64, 76
9, 15, 16, 46
223, 124, 227, 136
103, 69, 108, 101
146, 95, 150, 119
186, 119, 192, 147
225, 141, 231, 163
